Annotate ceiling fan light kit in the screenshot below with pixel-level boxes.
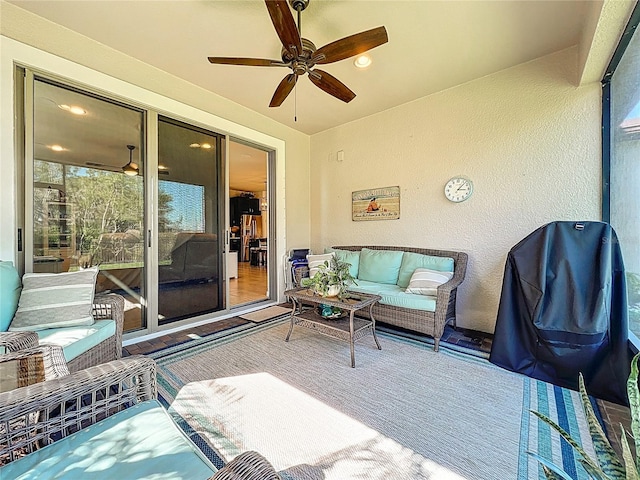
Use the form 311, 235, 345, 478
122, 144, 138, 176
207, 0, 388, 108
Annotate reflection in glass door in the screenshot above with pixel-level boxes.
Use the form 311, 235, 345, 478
157, 117, 224, 324
31, 77, 146, 333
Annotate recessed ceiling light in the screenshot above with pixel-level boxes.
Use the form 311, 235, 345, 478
354, 55, 372, 69
189, 143, 201, 148
49, 145, 65, 152
201, 143, 212, 149
58, 104, 87, 115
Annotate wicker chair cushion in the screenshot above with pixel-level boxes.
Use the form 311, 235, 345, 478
9, 267, 99, 331
0, 399, 216, 479
0, 261, 21, 332
397, 252, 454, 288
349, 280, 437, 311
324, 248, 360, 278
358, 248, 404, 285
37, 320, 116, 362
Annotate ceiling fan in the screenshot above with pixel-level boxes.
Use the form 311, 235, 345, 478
207, 0, 388, 107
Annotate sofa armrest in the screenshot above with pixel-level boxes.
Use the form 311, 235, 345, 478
436, 253, 468, 296
0, 332, 39, 353
435, 251, 468, 327
0, 355, 156, 464
93, 293, 125, 359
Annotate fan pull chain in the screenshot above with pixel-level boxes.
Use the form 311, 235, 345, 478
294, 77, 297, 122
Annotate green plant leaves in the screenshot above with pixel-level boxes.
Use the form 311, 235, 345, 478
628, 353, 640, 472
531, 410, 609, 478
620, 423, 640, 480
527, 452, 574, 479
577, 374, 627, 479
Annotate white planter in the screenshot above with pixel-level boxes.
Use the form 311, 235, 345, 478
323, 285, 341, 297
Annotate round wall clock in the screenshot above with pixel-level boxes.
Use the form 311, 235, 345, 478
444, 177, 473, 203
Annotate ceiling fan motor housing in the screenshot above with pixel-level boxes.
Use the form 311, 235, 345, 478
281, 37, 316, 64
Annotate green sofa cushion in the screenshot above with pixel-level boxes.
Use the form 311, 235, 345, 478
358, 248, 404, 285
0, 261, 21, 332
397, 252, 454, 288
37, 320, 116, 362
349, 281, 437, 312
0, 399, 217, 480
324, 248, 360, 278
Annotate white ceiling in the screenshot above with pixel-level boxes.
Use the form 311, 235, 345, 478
9, 0, 590, 135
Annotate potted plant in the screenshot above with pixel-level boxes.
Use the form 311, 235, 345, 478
302, 255, 357, 299
530, 353, 640, 479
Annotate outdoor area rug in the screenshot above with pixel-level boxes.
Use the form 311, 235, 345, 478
238, 305, 291, 323
152, 320, 596, 480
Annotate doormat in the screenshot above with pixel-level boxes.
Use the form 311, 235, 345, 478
238, 305, 291, 323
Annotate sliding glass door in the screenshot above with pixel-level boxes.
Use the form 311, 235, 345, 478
26, 73, 230, 336
156, 117, 224, 324
31, 77, 147, 333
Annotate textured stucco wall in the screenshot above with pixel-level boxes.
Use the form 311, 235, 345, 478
310, 47, 602, 333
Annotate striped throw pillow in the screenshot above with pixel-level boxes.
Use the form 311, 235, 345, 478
405, 268, 453, 296
307, 252, 335, 278
9, 267, 99, 331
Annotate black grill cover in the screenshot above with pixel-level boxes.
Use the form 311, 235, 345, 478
489, 221, 631, 405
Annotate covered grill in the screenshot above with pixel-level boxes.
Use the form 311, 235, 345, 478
489, 221, 631, 405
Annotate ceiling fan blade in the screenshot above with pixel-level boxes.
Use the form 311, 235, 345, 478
208, 57, 288, 67
265, 0, 302, 57
311, 26, 388, 65
308, 69, 356, 103
269, 74, 297, 107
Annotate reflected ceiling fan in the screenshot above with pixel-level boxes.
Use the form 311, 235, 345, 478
208, 0, 388, 107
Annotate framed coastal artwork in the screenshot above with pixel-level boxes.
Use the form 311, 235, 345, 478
352, 186, 400, 221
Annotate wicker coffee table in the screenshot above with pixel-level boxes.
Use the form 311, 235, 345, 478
284, 287, 382, 367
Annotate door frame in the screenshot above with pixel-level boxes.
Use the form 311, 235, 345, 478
227, 136, 277, 310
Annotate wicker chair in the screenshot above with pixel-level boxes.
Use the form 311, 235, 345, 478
66, 293, 125, 372
0, 293, 124, 373
0, 356, 157, 465
296, 245, 468, 351
0, 355, 280, 479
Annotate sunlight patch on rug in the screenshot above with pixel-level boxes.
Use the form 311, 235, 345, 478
169, 372, 467, 479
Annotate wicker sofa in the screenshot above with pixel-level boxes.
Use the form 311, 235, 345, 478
0, 261, 124, 372
297, 245, 468, 351
0, 355, 280, 479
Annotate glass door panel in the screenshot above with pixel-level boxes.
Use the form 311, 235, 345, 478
157, 117, 223, 324
32, 78, 146, 333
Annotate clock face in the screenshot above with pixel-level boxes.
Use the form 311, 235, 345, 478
444, 177, 473, 203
